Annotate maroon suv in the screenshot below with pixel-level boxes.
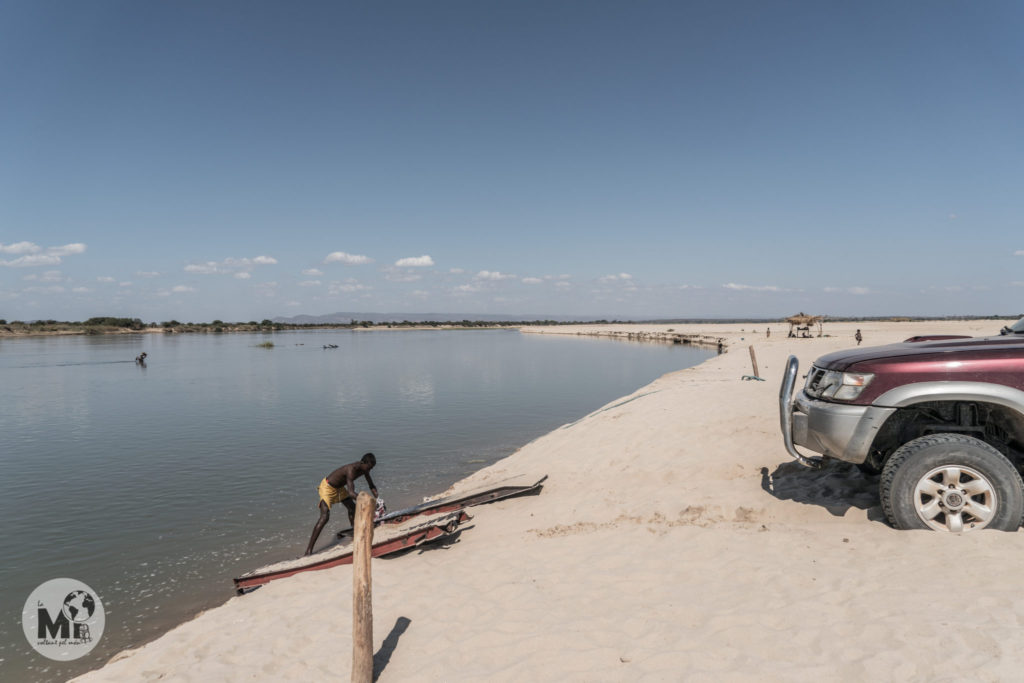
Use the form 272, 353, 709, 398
780, 318, 1024, 532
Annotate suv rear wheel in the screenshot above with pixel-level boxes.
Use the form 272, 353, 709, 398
880, 433, 1024, 532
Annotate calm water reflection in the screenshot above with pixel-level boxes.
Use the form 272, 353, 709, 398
0, 329, 713, 681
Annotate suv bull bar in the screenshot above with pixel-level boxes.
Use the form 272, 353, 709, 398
779, 355, 823, 469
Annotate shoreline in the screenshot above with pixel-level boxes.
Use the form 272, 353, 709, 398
520, 325, 727, 351
75, 318, 1024, 682
2, 316, 1013, 341
0, 324, 518, 338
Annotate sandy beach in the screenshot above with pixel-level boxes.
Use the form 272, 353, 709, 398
75, 319, 1024, 682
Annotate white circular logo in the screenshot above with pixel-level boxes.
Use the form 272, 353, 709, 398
22, 578, 105, 661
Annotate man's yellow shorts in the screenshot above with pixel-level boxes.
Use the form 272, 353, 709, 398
318, 478, 350, 508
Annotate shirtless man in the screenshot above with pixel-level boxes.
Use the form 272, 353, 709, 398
304, 453, 379, 555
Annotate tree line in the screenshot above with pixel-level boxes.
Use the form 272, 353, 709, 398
0, 318, 610, 334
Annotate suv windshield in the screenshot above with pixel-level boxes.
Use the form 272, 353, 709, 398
1002, 317, 1024, 335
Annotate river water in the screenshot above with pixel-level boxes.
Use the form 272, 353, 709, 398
0, 329, 714, 681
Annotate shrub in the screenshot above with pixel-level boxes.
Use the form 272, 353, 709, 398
85, 317, 143, 329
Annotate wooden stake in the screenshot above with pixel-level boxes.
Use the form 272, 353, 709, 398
748, 345, 760, 378
352, 492, 374, 683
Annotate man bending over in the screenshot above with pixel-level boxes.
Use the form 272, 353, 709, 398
305, 453, 379, 555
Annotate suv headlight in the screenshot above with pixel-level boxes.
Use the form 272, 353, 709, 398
818, 370, 874, 401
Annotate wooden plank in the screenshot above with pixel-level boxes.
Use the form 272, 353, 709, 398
748, 345, 760, 378
336, 475, 548, 537
233, 511, 469, 592
352, 493, 373, 683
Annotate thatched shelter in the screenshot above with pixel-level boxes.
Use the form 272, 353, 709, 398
786, 312, 824, 337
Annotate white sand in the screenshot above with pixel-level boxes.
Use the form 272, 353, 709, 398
76, 320, 1024, 682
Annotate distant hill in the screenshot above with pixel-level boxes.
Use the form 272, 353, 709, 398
272, 312, 606, 324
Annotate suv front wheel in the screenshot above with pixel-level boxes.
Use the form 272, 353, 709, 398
880, 433, 1024, 532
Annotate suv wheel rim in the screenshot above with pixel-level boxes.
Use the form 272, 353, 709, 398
913, 465, 997, 532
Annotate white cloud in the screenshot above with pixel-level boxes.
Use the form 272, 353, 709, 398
24, 270, 63, 283
723, 283, 784, 292
328, 280, 371, 294
555, 281, 571, 288
824, 286, 871, 295
72, 286, 91, 293
522, 277, 543, 285
1015, 250, 1024, 257
1, 254, 61, 267
449, 268, 464, 274
136, 271, 160, 278
325, 251, 373, 265
119, 281, 133, 287
395, 255, 434, 267
97, 276, 115, 283
49, 243, 86, 256
0, 242, 86, 267
476, 270, 515, 281
286, 300, 302, 307
303, 268, 324, 276
169, 285, 192, 293
454, 284, 479, 293
412, 290, 429, 298
0, 241, 41, 254
235, 272, 252, 280
24, 285, 64, 294
599, 273, 633, 282
384, 268, 421, 282
298, 280, 321, 287
185, 256, 278, 275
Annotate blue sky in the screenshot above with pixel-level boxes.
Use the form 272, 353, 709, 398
2, 1, 1022, 322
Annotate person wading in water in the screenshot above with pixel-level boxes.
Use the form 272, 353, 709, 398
305, 453, 379, 555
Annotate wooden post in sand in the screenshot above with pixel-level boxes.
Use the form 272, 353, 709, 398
352, 491, 374, 683
748, 345, 760, 378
